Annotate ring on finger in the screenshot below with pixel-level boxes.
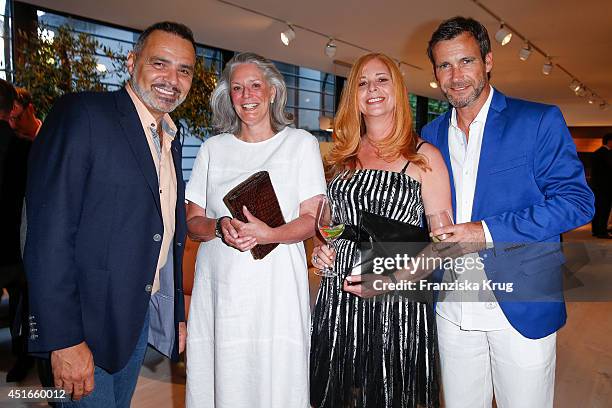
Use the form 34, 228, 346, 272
313, 255, 319, 264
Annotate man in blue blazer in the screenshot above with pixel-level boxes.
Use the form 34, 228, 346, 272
422, 17, 594, 408
24, 22, 196, 405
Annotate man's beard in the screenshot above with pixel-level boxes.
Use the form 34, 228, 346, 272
443, 78, 486, 109
130, 72, 186, 113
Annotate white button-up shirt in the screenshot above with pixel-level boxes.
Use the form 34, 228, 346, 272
436, 86, 510, 331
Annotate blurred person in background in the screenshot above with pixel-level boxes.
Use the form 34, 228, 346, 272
10, 87, 42, 140
590, 133, 612, 238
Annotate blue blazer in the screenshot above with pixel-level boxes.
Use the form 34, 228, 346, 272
422, 89, 594, 339
24, 89, 187, 372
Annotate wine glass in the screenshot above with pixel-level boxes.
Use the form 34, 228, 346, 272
426, 210, 454, 242
427, 209, 456, 282
315, 196, 345, 278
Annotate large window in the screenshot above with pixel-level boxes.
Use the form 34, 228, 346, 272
0, 0, 12, 79
274, 61, 335, 140
27, 8, 336, 180
12, 2, 444, 180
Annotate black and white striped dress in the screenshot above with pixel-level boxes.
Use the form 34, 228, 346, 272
310, 167, 439, 408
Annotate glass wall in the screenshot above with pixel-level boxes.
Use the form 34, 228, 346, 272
8, 2, 447, 179
0, 0, 11, 79
29, 8, 337, 179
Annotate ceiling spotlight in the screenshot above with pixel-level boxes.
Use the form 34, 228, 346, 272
542, 59, 553, 75
429, 80, 438, 89
398, 62, 407, 77
576, 87, 588, 97
569, 79, 582, 92
599, 101, 608, 111
518, 43, 532, 61
280, 25, 295, 46
324, 39, 337, 58
587, 94, 596, 104
495, 24, 512, 46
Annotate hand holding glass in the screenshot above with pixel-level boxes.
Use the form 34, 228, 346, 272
426, 210, 454, 242
316, 197, 344, 278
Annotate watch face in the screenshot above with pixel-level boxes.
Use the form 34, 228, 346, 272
215, 217, 226, 238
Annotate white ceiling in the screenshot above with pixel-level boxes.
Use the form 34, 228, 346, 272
26, 0, 612, 126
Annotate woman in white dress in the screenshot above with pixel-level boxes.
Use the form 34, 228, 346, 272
184, 52, 326, 407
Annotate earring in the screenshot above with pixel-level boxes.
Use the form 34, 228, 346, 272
270, 98, 275, 104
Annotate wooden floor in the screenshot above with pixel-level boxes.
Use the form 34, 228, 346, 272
0, 225, 610, 407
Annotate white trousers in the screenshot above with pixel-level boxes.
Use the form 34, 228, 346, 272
436, 315, 557, 408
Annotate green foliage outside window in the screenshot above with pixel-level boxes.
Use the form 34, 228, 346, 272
427, 98, 450, 122
13, 23, 217, 140
14, 24, 125, 118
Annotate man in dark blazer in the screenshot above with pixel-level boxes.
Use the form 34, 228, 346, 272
25, 21, 196, 405
591, 133, 612, 238
422, 17, 594, 408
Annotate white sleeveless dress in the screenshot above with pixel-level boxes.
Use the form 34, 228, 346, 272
185, 127, 326, 408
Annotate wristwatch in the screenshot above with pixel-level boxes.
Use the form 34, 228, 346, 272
215, 216, 231, 239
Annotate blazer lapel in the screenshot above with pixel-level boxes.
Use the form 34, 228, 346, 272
170, 128, 182, 185
471, 89, 508, 221
114, 89, 162, 216
437, 111, 458, 220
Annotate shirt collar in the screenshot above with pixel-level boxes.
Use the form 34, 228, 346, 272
450, 85, 495, 130
125, 83, 177, 140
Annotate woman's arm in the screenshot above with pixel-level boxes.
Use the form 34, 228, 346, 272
186, 201, 256, 251
231, 194, 323, 245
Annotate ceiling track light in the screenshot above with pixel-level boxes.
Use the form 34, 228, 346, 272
569, 79, 582, 93
398, 61, 408, 77
429, 80, 438, 89
324, 38, 337, 58
542, 59, 553, 75
587, 94, 596, 104
495, 23, 512, 46
518, 42, 532, 61
467, 0, 608, 110
218, 0, 425, 90
280, 25, 295, 46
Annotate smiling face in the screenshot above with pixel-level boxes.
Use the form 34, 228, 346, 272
127, 30, 196, 119
432, 32, 492, 109
229, 63, 276, 129
357, 58, 396, 119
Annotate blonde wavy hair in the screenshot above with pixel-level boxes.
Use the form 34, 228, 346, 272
326, 53, 428, 178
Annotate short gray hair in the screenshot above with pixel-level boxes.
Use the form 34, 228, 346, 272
210, 52, 292, 134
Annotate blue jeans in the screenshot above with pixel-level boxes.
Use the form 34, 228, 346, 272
56, 311, 150, 408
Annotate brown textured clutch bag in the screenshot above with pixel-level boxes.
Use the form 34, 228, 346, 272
223, 171, 286, 260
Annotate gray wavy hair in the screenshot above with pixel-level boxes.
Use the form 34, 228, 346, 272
210, 52, 293, 134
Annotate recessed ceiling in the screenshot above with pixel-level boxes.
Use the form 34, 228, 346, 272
25, 0, 612, 126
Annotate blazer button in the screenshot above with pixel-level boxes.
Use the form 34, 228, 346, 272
153, 234, 162, 242
177, 242, 183, 247
145, 284, 153, 293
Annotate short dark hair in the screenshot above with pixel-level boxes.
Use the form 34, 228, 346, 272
133, 21, 196, 54
0, 78, 16, 114
427, 16, 491, 66
14, 87, 33, 108
603, 133, 612, 145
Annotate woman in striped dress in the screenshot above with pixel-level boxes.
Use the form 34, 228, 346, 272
309, 53, 452, 408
